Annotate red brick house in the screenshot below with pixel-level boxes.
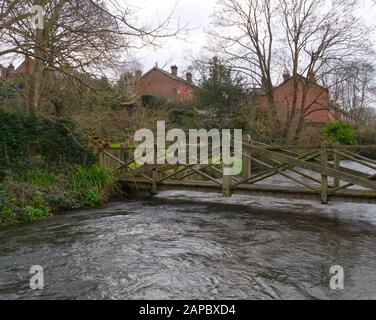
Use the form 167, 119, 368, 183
0, 56, 34, 81
259, 73, 339, 125
134, 65, 194, 102
15, 56, 34, 77
0, 63, 16, 81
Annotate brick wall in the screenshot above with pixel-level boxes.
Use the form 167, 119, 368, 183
16, 57, 34, 76
259, 77, 335, 125
135, 69, 194, 102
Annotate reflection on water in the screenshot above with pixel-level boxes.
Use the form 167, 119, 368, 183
0, 192, 376, 300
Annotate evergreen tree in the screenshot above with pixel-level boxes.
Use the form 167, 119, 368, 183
195, 57, 246, 127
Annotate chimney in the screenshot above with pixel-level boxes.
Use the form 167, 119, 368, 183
171, 65, 178, 77
283, 69, 290, 82
8, 63, 15, 78
135, 69, 142, 80
186, 72, 192, 83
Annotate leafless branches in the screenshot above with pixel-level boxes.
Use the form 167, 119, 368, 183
0, 0, 188, 115
209, 0, 374, 140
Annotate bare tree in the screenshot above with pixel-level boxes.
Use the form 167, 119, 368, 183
209, 0, 373, 140
0, 1, 32, 57
208, 0, 281, 134
280, 0, 372, 139
0, 0, 187, 115
328, 61, 376, 127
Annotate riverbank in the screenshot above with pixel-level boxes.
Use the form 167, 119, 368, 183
0, 111, 120, 227
0, 165, 117, 227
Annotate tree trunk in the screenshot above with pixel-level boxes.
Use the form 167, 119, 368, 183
26, 56, 43, 116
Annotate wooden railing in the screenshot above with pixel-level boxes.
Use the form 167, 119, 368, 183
98, 138, 376, 204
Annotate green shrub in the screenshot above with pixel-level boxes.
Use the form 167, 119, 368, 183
141, 94, 166, 107
169, 109, 195, 123
69, 165, 116, 207
169, 108, 203, 131
228, 116, 249, 131
23, 206, 52, 221
323, 121, 357, 145
21, 191, 51, 222
0, 111, 96, 178
0, 186, 52, 225
0, 186, 18, 220
21, 169, 58, 188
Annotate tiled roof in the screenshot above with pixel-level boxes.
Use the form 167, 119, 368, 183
137, 67, 194, 86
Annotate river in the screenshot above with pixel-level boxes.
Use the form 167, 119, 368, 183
0, 191, 376, 300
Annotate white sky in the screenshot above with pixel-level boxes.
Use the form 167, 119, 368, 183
131, 0, 376, 73
131, 0, 217, 72
1, 0, 375, 77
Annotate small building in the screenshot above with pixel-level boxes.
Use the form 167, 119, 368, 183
0, 63, 16, 81
258, 73, 339, 126
15, 56, 34, 77
0, 56, 34, 82
134, 65, 194, 102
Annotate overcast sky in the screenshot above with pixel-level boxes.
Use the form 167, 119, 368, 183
131, 0, 376, 73
2, 0, 375, 77
132, 0, 217, 72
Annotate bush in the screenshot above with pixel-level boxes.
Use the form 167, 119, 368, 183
0, 111, 96, 178
141, 94, 166, 107
21, 169, 58, 188
169, 108, 203, 131
169, 108, 195, 123
0, 181, 52, 225
23, 192, 52, 222
228, 116, 249, 131
323, 121, 357, 145
0, 165, 117, 226
69, 165, 116, 207
0, 111, 120, 227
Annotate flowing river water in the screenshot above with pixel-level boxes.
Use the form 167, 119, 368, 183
0, 190, 376, 300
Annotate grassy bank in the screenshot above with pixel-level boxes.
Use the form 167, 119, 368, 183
0, 165, 117, 226
0, 111, 121, 227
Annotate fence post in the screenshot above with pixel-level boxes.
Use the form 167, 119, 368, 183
333, 141, 340, 189
321, 141, 329, 204
223, 164, 232, 197
242, 134, 252, 180
98, 147, 104, 167
120, 144, 126, 163
151, 168, 159, 195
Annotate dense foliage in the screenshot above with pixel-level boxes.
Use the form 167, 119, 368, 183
0, 111, 116, 226
169, 108, 204, 131
0, 166, 116, 226
323, 121, 357, 145
141, 94, 167, 107
194, 57, 247, 127
0, 111, 96, 178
